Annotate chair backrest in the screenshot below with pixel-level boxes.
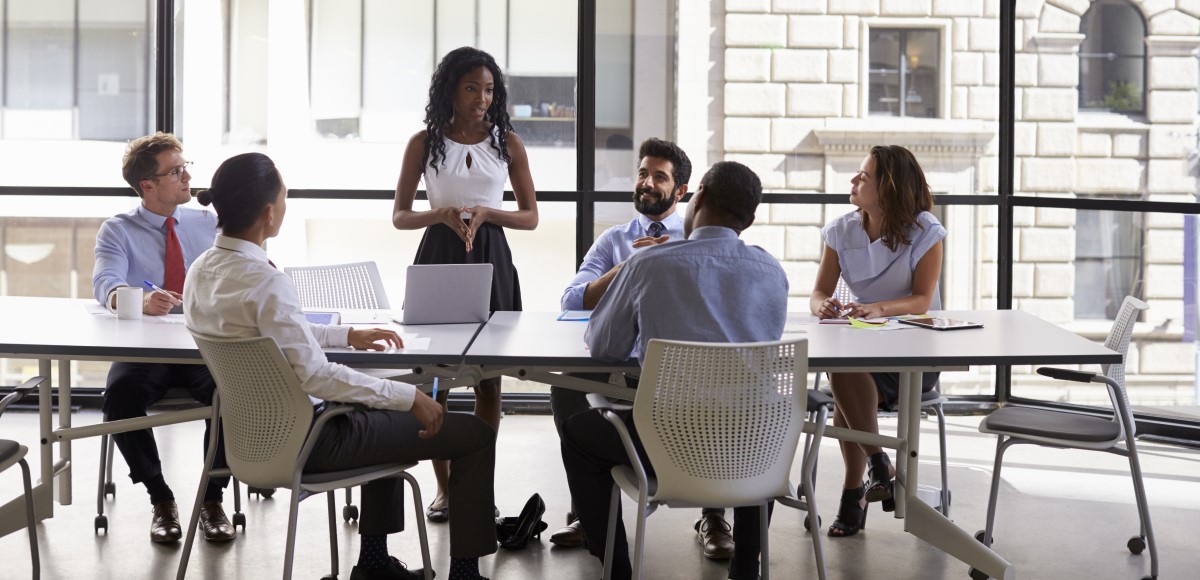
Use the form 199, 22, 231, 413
833, 277, 856, 305
190, 333, 314, 489
284, 261, 391, 310
633, 337, 808, 508
1104, 295, 1148, 436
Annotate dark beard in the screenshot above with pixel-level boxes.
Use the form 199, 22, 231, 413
633, 186, 676, 216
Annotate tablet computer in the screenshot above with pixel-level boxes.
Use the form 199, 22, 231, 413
898, 317, 982, 331
304, 311, 341, 325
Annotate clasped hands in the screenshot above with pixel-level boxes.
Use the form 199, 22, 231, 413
437, 205, 492, 252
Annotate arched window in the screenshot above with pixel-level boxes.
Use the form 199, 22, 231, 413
1078, 0, 1146, 113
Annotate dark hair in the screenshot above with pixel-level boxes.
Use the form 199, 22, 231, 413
422, 47, 512, 174
868, 145, 933, 252
121, 132, 182, 197
637, 137, 692, 188
698, 161, 762, 231
195, 153, 283, 235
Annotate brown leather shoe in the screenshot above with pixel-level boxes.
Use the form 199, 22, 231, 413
200, 501, 237, 542
694, 513, 734, 560
549, 519, 585, 548
150, 500, 182, 543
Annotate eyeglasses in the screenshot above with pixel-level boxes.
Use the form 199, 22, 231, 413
148, 161, 193, 180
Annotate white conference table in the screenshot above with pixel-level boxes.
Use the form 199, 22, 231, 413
0, 298, 1120, 579
0, 296, 480, 533
469, 310, 1121, 580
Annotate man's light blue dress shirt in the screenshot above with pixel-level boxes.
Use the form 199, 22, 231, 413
560, 212, 685, 311
92, 204, 219, 304
585, 226, 789, 365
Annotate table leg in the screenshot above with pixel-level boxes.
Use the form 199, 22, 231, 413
57, 358, 72, 505
897, 370, 1016, 579
37, 359, 53, 519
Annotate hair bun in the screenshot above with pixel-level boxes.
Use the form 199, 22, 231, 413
196, 189, 214, 206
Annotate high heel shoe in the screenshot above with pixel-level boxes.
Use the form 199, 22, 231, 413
865, 452, 895, 510
827, 486, 868, 537
498, 493, 547, 550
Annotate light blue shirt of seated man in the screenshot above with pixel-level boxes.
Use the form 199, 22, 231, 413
92, 204, 218, 305
560, 211, 685, 311
585, 225, 789, 366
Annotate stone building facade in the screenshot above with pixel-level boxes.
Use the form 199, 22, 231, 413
710, 0, 1200, 402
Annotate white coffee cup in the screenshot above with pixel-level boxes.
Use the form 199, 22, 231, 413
115, 286, 144, 320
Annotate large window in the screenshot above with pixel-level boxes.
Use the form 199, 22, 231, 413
1074, 206, 1144, 319
1078, 0, 1145, 113
868, 28, 940, 118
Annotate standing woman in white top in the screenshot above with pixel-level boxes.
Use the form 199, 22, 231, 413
810, 145, 946, 538
392, 46, 538, 523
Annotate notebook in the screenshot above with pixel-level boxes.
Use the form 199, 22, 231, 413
400, 264, 493, 325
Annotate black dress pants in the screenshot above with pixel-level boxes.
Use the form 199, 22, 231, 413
561, 406, 770, 580
102, 362, 229, 500
304, 409, 498, 559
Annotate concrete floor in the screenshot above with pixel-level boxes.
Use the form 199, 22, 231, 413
1, 409, 1198, 579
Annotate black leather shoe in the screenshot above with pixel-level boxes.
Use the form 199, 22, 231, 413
150, 500, 182, 543
200, 500, 237, 542
349, 556, 433, 580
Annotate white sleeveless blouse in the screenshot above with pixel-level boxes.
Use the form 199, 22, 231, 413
423, 126, 508, 215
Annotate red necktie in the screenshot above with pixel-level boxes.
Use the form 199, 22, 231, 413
163, 217, 185, 293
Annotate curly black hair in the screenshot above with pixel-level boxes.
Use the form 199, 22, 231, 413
423, 47, 513, 175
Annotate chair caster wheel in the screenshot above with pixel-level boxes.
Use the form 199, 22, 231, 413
94, 514, 108, 534
104, 482, 116, 499
974, 530, 991, 545
343, 505, 359, 522
320, 575, 337, 580
1127, 535, 1146, 555
802, 514, 821, 532
968, 567, 989, 580
233, 512, 246, 530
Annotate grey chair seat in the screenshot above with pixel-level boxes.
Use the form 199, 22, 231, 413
981, 406, 1120, 443
0, 440, 21, 465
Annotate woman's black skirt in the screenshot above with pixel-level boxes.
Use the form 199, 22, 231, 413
412, 221, 522, 312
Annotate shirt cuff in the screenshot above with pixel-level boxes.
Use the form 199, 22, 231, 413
380, 380, 416, 412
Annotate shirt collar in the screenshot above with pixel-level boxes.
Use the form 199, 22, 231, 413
214, 234, 271, 263
687, 226, 738, 241
136, 204, 181, 230
634, 210, 683, 232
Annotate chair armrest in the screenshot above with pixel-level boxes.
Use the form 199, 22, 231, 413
1035, 367, 1098, 383
296, 403, 361, 468
0, 376, 47, 416
586, 393, 633, 413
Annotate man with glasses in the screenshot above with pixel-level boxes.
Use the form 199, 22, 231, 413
550, 138, 735, 561
92, 132, 234, 544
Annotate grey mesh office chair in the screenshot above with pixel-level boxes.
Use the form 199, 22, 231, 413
180, 333, 431, 580
283, 260, 393, 523
972, 296, 1157, 580
0, 376, 43, 579
284, 261, 391, 310
589, 337, 825, 580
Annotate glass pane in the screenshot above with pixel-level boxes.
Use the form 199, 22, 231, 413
1013, 209, 1197, 408
1078, 1, 1146, 113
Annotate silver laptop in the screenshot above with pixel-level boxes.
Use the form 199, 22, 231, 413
401, 264, 493, 325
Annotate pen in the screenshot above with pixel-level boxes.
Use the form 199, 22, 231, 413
432, 377, 439, 399
143, 280, 182, 305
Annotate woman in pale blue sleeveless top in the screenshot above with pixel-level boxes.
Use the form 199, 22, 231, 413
392, 47, 538, 528
809, 145, 946, 538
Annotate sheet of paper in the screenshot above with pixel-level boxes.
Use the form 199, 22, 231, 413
399, 336, 431, 351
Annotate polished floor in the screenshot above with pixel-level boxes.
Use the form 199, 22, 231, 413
1, 408, 1198, 579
